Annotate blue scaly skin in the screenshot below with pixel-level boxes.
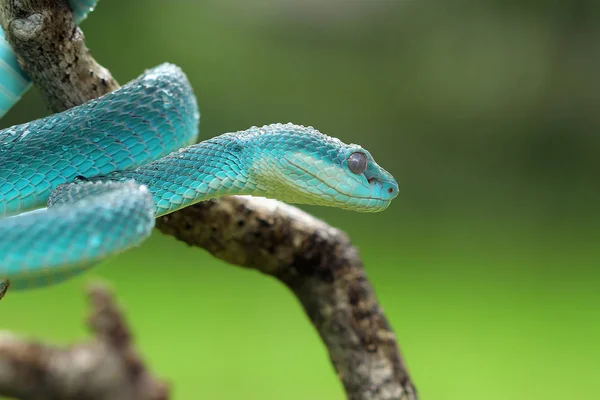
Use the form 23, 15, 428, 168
0, 5, 398, 298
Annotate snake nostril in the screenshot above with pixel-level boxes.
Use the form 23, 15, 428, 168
387, 187, 394, 194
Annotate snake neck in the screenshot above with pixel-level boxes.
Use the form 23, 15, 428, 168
115, 133, 261, 217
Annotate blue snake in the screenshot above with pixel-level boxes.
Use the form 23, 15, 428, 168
0, 0, 398, 298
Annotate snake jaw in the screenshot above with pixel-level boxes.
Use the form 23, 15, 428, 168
240, 125, 398, 212
0, 55, 402, 292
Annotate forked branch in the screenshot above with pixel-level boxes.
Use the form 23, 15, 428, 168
0, 1, 417, 399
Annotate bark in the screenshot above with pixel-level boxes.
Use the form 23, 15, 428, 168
0, 284, 169, 400
0, 1, 417, 399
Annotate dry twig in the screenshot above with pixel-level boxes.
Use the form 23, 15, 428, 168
0, 284, 168, 400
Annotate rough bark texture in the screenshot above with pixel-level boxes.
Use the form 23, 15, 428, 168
158, 198, 417, 400
0, 0, 118, 111
0, 1, 417, 399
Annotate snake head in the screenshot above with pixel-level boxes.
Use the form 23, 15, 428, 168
245, 124, 399, 212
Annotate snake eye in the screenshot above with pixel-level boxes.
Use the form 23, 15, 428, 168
347, 152, 367, 175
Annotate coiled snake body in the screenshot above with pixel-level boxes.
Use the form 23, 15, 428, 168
0, 1, 398, 298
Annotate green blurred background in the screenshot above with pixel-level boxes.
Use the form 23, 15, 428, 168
1, 0, 599, 398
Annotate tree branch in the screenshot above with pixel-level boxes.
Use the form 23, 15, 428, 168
157, 198, 417, 400
0, 0, 117, 111
0, 284, 169, 400
0, 1, 417, 399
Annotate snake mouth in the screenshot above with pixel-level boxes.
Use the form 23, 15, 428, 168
283, 156, 389, 202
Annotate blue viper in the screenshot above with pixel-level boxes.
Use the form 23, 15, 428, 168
0, 1, 398, 298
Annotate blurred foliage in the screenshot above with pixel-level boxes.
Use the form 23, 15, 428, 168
1, 0, 599, 399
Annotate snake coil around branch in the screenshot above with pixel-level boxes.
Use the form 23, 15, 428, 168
0, 0, 417, 399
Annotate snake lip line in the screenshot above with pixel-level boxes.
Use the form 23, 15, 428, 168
0, 57, 396, 292
283, 156, 386, 202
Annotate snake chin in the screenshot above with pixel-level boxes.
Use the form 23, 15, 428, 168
239, 123, 399, 213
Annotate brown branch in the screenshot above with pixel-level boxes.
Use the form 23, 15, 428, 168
0, 0, 118, 111
0, 284, 168, 400
0, 1, 417, 399
157, 198, 417, 400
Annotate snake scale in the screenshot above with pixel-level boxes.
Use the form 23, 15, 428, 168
0, 0, 398, 298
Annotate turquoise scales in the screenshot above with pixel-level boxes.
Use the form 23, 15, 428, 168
0, 64, 198, 289
0, 5, 399, 297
